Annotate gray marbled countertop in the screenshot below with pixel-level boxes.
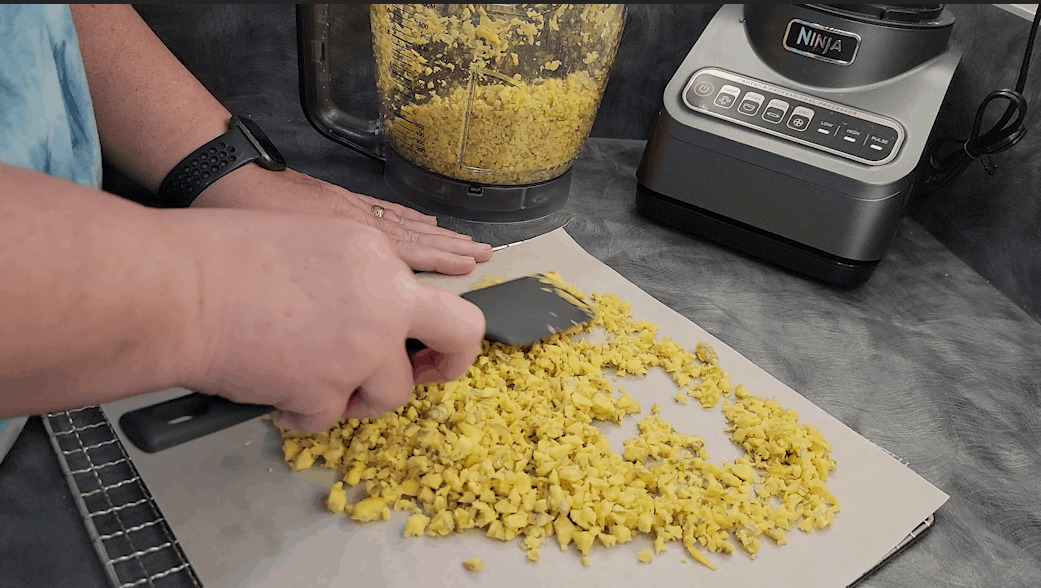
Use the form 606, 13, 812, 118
2, 136, 1040, 587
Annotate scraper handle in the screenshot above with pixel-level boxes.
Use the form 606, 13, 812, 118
119, 393, 273, 454
120, 339, 428, 453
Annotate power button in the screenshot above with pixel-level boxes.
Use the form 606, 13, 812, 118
692, 79, 715, 97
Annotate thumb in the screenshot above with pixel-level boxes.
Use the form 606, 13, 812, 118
408, 285, 485, 381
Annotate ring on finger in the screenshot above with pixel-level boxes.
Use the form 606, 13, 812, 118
371, 204, 385, 218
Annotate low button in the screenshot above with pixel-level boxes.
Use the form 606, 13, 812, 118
786, 106, 814, 132
816, 120, 838, 136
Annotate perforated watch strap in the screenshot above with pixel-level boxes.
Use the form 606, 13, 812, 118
156, 123, 261, 208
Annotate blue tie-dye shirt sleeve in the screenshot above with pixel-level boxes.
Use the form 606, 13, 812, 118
0, 4, 102, 189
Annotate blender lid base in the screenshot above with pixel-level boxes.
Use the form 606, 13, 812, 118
384, 148, 572, 223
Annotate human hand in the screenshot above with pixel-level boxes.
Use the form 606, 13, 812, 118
68, 4, 488, 274
195, 165, 493, 275
180, 208, 485, 433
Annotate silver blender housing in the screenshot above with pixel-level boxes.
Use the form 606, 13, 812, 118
636, 4, 961, 286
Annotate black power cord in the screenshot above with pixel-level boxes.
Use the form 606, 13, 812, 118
921, 7, 1041, 193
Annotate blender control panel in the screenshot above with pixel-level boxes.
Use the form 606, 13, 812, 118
681, 68, 904, 166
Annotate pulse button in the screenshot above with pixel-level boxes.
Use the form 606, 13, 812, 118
867, 134, 892, 153
737, 92, 765, 117
787, 106, 814, 131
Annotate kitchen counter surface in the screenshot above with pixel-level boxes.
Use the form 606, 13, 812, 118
2, 134, 1040, 588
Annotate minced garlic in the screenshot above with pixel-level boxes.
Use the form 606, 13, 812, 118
369, 4, 625, 185
282, 271, 839, 569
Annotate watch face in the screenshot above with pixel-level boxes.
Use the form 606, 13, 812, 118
237, 116, 287, 170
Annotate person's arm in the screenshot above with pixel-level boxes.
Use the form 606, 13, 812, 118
68, 4, 492, 275
0, 164, 204, 415
0, 163, 485, 431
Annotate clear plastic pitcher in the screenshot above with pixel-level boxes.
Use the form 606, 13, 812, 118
298, 4, 627, 222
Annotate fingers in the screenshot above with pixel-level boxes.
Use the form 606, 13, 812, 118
343, 347, 416, 420
351, 193, 438, 225
341, 192, 495, 274
389, 232, 495, 275
349, 194, 485, 248
361, 204, 494, 274
370, 208, 479, 242
414, 232, 493, 262
270, 395, 349, 434
397, 245, 477, 275
273, 345, 416, 431
408, 286, 485, 381
345, 388, 364, 411
412, 346, 474, 385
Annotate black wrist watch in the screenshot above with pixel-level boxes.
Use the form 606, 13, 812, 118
156, 115, 287, 208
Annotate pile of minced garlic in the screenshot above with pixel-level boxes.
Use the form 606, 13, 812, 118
388, 72, 602, 185
370, 4, 624, 185
279, 272, 839, 569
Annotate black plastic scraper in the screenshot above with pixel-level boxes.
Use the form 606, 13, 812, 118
119, 274, 593, 453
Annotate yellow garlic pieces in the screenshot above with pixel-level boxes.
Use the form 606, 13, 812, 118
282, 272, 839, 568
370, 5, 625, 184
